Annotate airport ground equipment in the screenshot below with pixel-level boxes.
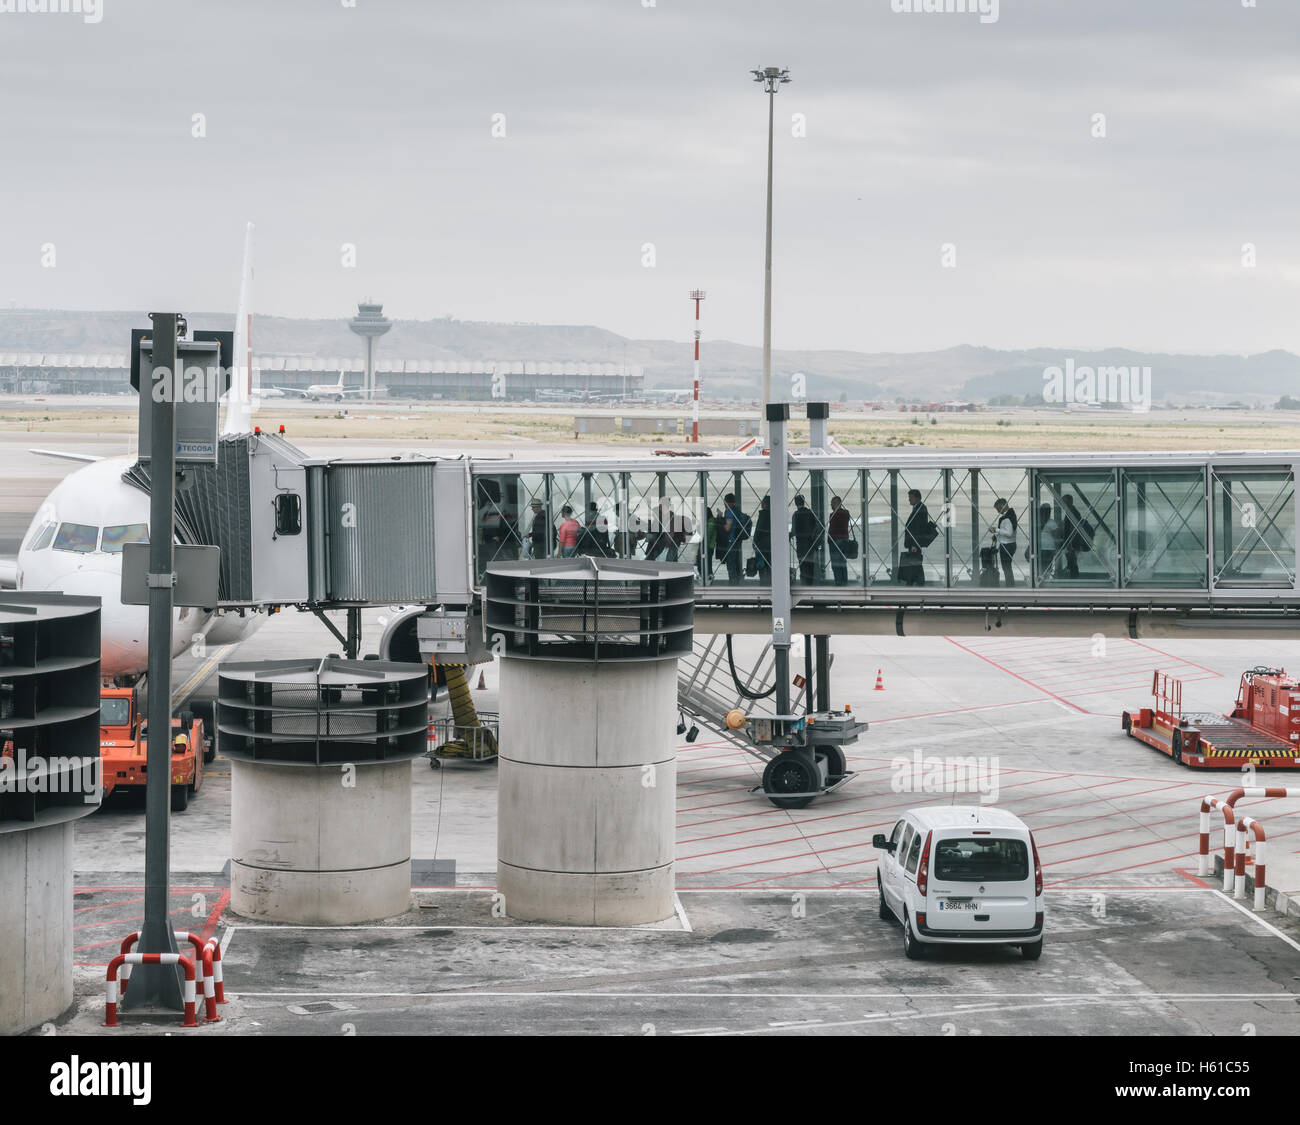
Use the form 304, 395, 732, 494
219, 656, 427, 924
673, 403, 868, 808
97, 685, 208, 809
416, 609, 498, 766
0, 593, 101, 1035
485, 557, 692, 925
1124, 669, 1300, 769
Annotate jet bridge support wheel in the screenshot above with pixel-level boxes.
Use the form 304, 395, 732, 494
816, 745, 847, 786
762, 751, 818, 810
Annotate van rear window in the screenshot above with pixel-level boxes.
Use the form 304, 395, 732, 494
934, 838, 1028, 882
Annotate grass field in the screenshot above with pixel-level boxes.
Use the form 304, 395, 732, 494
3, 400, 1300, 451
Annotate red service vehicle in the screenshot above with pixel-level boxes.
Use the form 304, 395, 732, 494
99, 686, 210, 809
1122, 668, 1300, 769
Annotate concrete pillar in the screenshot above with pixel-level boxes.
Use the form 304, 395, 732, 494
230, 759, 412, 924
497, 657, 678, 925
0, 822, 75, 1034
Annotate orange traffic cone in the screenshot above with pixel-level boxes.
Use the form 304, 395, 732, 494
476, 670, 487, 690
874, 669, 884, 691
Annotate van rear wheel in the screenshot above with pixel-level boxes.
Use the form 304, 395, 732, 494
902, 912, 925, 960
1021, 938, 1043, 961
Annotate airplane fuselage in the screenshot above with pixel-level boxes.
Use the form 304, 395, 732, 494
16, 456, 214, 679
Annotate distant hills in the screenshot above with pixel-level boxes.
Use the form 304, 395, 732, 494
1, 309, 1295, 405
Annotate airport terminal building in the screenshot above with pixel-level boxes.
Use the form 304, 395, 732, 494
0, 353, 644, 401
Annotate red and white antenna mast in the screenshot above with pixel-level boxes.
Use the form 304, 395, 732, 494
689, 289, 706, 442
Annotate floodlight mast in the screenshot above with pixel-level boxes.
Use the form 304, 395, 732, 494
751, 67, 790, 445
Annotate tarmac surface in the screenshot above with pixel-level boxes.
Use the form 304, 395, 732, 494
51, 617, 1300, 1036
6, 433, 1300, 1036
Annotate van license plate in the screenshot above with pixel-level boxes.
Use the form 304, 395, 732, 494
939, 900, 979, 911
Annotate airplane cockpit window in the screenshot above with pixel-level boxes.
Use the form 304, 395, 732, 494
52, 522, 99, 553
100, 696, 130, 725
26, 523, 57, 552
101, 523, 150, 553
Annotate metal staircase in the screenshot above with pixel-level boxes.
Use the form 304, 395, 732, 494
676, 634, 808, 760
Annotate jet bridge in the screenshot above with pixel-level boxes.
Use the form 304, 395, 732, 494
124, 433, 1300, 641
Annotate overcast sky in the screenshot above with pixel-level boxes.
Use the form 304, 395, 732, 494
3, 0, 1299, 355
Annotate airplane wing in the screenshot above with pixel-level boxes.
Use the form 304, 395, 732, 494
29, 448, 102, 464
0, 559, 17, 589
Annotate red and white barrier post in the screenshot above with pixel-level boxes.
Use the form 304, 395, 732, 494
1234, 817, 1267, 910
1198, 796, 1236, 886
105, 953, 197, 1028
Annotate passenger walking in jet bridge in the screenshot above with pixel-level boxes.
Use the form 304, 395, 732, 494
899, 488, 931, 586
580, 501, 612, 557
993, 498, 1018, 587
791, 494, 819, 585
828, 494, 852, 586
1060, 494, 1093, 579
557, 506, 582, 558
673, 507, 697, 566
1037, 503, 1059, 578
527, 498, 549, 559
722, 493, 749, 584
753, 496, 773, 585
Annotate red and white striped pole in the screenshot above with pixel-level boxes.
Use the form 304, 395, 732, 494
690, 289, 706, 443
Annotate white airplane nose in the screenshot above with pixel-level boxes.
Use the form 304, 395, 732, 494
47, 569, 149, 678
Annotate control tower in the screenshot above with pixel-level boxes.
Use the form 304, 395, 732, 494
348, 300, 393, 400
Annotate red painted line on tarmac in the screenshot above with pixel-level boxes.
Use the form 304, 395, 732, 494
679, 821, 887, 863
944, 636, 1088, 713
676, 768, 1062, 829
682, 838, 875, 878
74, 895, 145, 915
865, 698, 1048, 725
73, 906, 194, 933
199, 888, 230, 945
1021, 782, 1200, 829
1173, 867, 1213, 889
718, 855, 880, 889
1126, 638, 1221, 678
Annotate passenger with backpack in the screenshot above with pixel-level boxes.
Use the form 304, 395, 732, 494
791, 493, 819, 584
899, 488, 937, 586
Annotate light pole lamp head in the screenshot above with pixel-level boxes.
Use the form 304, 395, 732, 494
751, 67, 791, 91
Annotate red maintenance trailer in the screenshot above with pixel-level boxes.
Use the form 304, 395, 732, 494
1123, 668, 1300, 769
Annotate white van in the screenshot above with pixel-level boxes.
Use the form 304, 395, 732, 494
872, 806, 1043, 961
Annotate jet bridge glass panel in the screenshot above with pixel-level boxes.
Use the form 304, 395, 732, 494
1212, 468, 1296, 588
949, 468, 1031, 589
865, 469, 945, 587
1120, 470, 1208, 588
1034, 470, 1119, 587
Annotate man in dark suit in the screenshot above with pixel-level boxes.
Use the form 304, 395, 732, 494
900, 488, 930, 586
